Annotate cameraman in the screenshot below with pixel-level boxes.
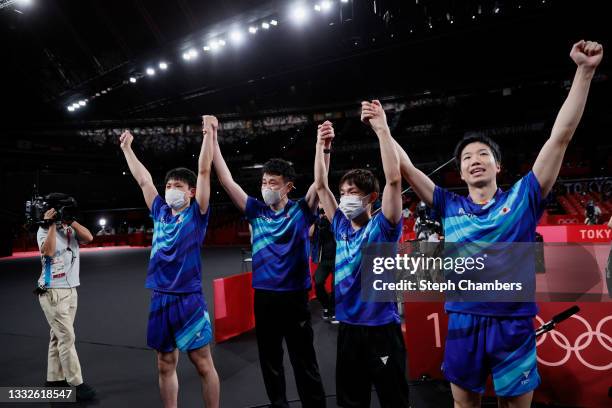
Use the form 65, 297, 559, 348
36, 200, 96, 401
414, 201, 443, 242
584, 199, 602, 225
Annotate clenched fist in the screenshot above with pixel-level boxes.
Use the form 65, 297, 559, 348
361, 100, 389, 134
119, 130, 134, 150
570, 40, 603, 70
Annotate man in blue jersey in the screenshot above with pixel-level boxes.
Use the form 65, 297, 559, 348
119, 115, 220, 408
315, 100, 410, 407
393, 40, 603, 407
213, 120, 330, 407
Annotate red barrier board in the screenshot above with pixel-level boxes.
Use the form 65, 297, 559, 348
212, 272, 255, 343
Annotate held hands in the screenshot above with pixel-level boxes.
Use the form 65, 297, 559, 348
317, 120, 335, 148
361, 100, 389, 134
202, 115, 218, 132
570, 40, 603, 70
119, 130, 134, 151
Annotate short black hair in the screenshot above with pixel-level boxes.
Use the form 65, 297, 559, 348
453, 133, 501, 170
339, 169, 380, 195
164, 167, 197, 188
262, 158, 296, 182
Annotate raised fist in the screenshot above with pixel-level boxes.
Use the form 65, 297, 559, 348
570, 40, 603, 70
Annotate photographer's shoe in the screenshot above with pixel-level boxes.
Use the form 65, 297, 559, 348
75, 382, 96, 401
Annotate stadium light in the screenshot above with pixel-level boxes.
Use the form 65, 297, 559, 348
230, 30, 244, 45
270, 19, 278, 26
99, 218, 106, 227
248, 26, 258, 34
146, 67, 155, 76
67, 106, 75, 112
78, 100, 86, 106
261, 22, 270, 29
209, 40, 219, 51
290, 3, 310, 25
129, 77, 137, 83
159, 61, 168, 70
321, 1, 332, 12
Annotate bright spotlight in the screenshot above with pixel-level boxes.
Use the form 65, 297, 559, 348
230, 30, 244, 44
321, 1, 332, 11
67, 106, 75, 112
270, 20, 278, 26
261, 22, 270, 29
182, 52, 191, 60
203, 45, 211, 51
218, 39, 226, 47
99, 218, 106, 227
314, 4, 321, 12
101, 90, 107, 94
146, 67, 155, 76
341, 0, 349, 3
129, 77, 137, 83
78, 100, 86, 106
248, 26, 258, 34
209, 40, 219, 51
188, 48, 198, 58
291, 3, 310, 24
159, 61, 168, 70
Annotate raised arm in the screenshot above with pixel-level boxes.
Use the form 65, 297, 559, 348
70, 221, 94, 244
533, 40, 603, 198
305, 121, 334, 212
119, 131, 159, 210
212, 125, 248, 213
393, 140, 436, 207
361, 100, 402, 224
314, 123, 338, 220
195, 116, 216, 214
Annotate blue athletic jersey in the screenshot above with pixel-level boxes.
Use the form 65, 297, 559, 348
246, 196, 316, 291
433, 171, 546, 317
146, 195, 210, 293
332, 209, 402, 326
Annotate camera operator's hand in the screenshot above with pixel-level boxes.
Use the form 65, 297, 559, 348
119, 130, 134, 151
43, 208, 57, 221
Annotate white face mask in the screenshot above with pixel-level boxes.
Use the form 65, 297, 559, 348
339, 195, 369, 220
165, 188, 187, 210
261, 187, 287, 206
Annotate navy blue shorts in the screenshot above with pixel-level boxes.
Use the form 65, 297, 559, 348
147, 291, 212, 353
442, 312, 541, 397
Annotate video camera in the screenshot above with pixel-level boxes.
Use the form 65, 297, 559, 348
25, 186, 79, 228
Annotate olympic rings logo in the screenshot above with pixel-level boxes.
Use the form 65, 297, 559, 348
535, 314, 612, 370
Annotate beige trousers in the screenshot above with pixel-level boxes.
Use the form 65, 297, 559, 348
38, 288, 83, 385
